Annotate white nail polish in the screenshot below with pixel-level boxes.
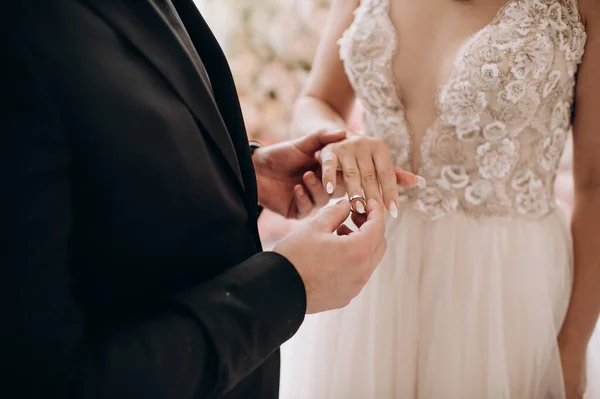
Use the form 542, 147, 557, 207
326, 182, 334, 194
355, 200, 365, 214
389, 201, 398, 218
416, 176, 426, 189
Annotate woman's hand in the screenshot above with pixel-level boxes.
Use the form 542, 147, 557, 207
559, 344, 587, 399
318, 132, 423, 217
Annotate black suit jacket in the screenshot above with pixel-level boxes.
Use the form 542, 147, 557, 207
0, 0, 306, 398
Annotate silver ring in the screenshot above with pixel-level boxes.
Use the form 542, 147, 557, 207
348, 194, 367, 214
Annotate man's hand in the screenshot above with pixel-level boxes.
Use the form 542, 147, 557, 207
252, 130, 346, 219
273, 199, 386, 313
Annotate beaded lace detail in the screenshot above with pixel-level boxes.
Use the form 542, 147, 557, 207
339, 0, 586, 220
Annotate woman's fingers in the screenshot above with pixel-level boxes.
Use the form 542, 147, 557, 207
396, 168, 425, 189
319, 147, 339, 195
357, 152, 383, 206
317, 136, 427, 218
338, 154, 366, 214
373, 144, 400, 218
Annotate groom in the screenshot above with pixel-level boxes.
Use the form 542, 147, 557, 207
0, 1, 393, 398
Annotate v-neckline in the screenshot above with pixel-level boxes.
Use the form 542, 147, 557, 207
384, 0, 516, 174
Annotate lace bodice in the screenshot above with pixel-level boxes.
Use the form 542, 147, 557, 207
339, 0, 586, 220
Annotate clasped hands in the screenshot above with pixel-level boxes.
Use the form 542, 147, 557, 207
253, 129, 420, 313
253, 128, 421, 220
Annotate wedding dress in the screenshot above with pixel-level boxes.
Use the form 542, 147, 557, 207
280, 0, 600, 398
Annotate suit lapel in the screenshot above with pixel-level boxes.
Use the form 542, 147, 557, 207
173, 0, 260, 216
83, 0, 245, 191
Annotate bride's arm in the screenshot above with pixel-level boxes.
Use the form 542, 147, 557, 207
289, 0, 359, 138
558, 1, 600, 395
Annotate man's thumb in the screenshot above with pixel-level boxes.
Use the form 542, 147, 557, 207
295, 129, 347, 154
312, 199, 351, 232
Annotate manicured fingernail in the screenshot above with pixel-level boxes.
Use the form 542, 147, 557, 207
389, 201, 398, 218
355, 200, 365, 214
416, 176, 426, 188
326, 182, 334, 194
307, 175, 317, 185
296, 187, 305, 197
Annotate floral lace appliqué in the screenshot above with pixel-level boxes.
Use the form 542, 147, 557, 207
339, 0, 586, 220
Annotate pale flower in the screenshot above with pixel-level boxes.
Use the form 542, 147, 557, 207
266, 14, 302, 63
228, 51, 261, 89
482, 121, 508, 141
510, 33, 553, 80
439, 81, 487, 129
476, 138, 519, 180
560, 23, 586, 65
511, 169, 550, 215
261, 98, 289, 139
465, 180, 494, 206
415, 187, 458, 220
497, 85, 541, 135
542, 70, 561, 98
543, 2, 568, 32
257, 62, 300, 106
472, 62, 502, 90
239, 96, 262, 139
539, 128, 568, 172
550, 101, 571, 131
502, 80, 528, 104
438, 165, 470, 189
290, 36, 319, 67
199, 0, 329, 141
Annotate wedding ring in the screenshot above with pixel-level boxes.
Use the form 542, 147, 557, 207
348, 194, 367, 214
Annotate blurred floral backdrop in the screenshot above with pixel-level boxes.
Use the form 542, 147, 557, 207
194, 0, 575, 246
196, 0, 330, 141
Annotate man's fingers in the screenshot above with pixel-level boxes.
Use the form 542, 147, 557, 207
395, 168, 425, 189
350, 210, 368, 229
336, 223, 354, 236
354, 199, 386, 245
320, 148, 339, 195
303, 171, 330, 208
293, 185, 313, 219
317, 129, 347, 145
369, 237, 387, 271
312, 199, 351, 233
295, 129, 347, 154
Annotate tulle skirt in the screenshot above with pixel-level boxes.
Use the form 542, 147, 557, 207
280, 206, 600, 398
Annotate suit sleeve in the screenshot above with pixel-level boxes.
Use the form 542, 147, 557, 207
0, 31, 306, 399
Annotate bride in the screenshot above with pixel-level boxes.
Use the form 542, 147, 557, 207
279, 0, 600, 397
